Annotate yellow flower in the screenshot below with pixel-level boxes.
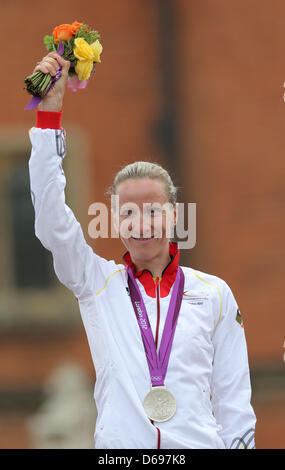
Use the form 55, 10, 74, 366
73, 38, 103, 80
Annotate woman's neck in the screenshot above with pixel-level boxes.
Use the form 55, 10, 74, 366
132, 248, 171, 279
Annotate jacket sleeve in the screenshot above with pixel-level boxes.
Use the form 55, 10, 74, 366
28, 123, 112, 300
211, 281, 257, 448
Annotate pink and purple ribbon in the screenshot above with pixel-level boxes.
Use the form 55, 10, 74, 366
127, 265, 185, 387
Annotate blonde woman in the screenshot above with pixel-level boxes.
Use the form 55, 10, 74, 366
28, 51, 256, 449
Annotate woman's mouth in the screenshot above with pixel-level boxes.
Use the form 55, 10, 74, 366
131, 235, 155, 242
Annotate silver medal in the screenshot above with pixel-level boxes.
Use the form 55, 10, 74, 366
143, 385, 176, 422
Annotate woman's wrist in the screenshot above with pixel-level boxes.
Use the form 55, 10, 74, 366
38, 104, 63, 112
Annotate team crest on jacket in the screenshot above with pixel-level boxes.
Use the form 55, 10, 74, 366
236, 308, 244, 327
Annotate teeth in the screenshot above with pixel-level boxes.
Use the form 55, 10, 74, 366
133, 237, 153, 240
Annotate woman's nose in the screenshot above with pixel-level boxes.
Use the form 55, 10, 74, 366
133, 212, 152, 237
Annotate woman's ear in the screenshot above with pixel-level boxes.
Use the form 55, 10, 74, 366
164, 202, 177, 239
173, 202, 178, 227
110, 194, 120, 238
111, 207, 119, 236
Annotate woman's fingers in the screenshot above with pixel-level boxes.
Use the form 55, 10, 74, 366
34, 62, 54, 75
45, 56, 61, 68
46, 52, 69, 66
34, 53, 70, 76
42, 57, 60, 75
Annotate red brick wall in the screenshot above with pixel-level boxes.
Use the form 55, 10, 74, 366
176, 0, 285, 366
175, 0, 285, 448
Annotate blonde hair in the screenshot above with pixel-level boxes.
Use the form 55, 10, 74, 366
107, 161, 178, 205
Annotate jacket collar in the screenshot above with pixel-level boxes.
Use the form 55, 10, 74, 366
123, 242, 180, 298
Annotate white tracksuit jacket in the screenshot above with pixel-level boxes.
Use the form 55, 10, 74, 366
28, 125, 257, 449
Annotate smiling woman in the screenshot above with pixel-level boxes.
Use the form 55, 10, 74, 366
27, 47, 257, 450
112, 168, 177, 278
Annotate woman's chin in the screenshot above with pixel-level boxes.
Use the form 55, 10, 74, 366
128, 236, 157, 257
121, 235, 157, 255
121, 234, 169, 258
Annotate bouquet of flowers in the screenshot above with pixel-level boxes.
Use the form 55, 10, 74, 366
24, 21, 103, 109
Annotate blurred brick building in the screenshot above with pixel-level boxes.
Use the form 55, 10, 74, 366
0, 0, 284, 448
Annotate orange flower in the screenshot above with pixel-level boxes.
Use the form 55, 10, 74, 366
71, 21, 87, 32
53, 24, 76, 43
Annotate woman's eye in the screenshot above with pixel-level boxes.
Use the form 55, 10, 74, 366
121, 209, 133, 216
148, 207, 161, 215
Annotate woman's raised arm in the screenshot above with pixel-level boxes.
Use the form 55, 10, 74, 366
28, 52, 116, 300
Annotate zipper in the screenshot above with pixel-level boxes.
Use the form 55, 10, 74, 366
151, 277, 161, 449
155, 278, 160, 349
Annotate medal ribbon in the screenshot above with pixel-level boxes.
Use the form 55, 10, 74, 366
127, 265, 185, 387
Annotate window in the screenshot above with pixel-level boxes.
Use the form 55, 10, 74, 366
7, 161, 53, 288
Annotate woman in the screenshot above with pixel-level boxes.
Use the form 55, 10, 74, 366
28, 52, 256, 449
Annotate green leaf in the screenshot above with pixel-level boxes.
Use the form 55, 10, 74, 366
43, 35, 56, 52
74, 24, 101, 44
